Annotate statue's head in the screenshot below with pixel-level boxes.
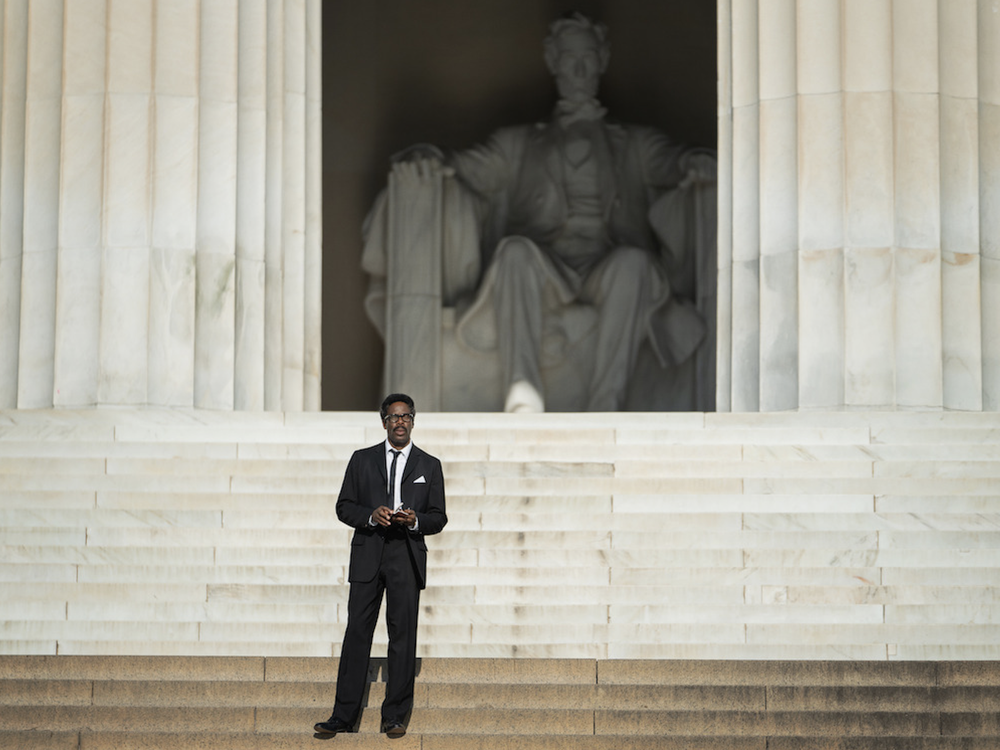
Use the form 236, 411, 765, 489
543, 12, 610, 103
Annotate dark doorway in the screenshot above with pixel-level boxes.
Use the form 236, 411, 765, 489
321, 0, 717, 410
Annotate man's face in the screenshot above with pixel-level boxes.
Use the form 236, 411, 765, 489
552, 29, 603, 102
383, 401, 414, 448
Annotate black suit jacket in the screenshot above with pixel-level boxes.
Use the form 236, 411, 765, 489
336, 442, 447, 590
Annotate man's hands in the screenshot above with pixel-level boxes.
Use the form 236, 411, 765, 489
392, 507, 417, 529
371, 505, 416, 529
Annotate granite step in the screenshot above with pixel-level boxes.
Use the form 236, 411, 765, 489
3, 733, 1000, 750
2, 700, 998, 738
2, 657, 1000, 748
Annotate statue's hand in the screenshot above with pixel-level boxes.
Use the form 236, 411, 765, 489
391, 157, 452, 186
389, 144, 453, 181
391, 143, 446, 164
680, 149, 717, 186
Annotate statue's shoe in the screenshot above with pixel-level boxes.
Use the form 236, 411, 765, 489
504, 380, 544, 413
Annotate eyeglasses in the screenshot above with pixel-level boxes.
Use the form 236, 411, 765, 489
384, 413, 414, 425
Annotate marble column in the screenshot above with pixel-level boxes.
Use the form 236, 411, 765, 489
718, 0, 999, 411
0, 0, 321, 410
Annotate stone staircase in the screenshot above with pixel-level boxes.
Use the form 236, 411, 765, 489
3, 408, 1000, 660
2, 408, 1000, 745
2, 655, 1000, 748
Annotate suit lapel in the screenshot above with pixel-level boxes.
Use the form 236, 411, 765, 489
401, 446, 421, 483
373, 442, 388, 493
400, 446, 425, 508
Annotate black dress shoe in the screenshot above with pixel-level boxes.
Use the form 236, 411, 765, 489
381, 719, 406, 738
314, 718, 353, 736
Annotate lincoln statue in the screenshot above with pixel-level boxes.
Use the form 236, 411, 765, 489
362, 12, 716, 412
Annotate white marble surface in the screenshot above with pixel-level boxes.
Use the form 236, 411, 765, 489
234, 0, 267, 414
984, 256, 1000, 409
148, 247, 196, 407
0, 0, 321, 410
2, 408, 1000, 659
6, 1, 998, 413
719, 0, 1000, 412
54, 246, 101, 407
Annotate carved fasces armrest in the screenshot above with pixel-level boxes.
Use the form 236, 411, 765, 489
361, 159, 482, 336
360, 157, 483, 408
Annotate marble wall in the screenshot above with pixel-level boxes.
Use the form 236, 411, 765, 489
0, 0, 321, 411
5, 0, 998, 413
717, 0, 1000, 412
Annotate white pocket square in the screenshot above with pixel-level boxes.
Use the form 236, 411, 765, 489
413, 475, 426, 484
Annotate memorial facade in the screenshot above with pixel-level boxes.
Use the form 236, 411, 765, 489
0, 0, 321, 412
718, 0, 1000, 413
0, 1, 996, 413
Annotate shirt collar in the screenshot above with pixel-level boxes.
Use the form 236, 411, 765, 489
385, 440, 413, 459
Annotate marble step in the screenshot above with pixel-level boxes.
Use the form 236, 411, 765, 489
9, 509, 1000, 533
10, 641, 985, 660
3, 735, 998, 750
0, 732, 776, 749
23, 455, 996, 479
6, 437, 1000, 462
6, 678, 1000, 712
7, 520, 1000, 548
7, 655, 995, 684
46, 581, 1000, 607
2, 491, 985, 514
3, 657, 998, 745
2, 694, 999, 747
2, 695, 998, 736
6, 705, 984, 735
11, 601, 1000, 630
5, 570, 1000, 610
3, 409, 1000, 660
1, 408, 998, 440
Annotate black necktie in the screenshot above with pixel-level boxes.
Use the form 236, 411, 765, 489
388, 450, 401, 509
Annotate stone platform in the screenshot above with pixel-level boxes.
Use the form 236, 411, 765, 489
2, 408, 1000, 660
2, 655, 999, 748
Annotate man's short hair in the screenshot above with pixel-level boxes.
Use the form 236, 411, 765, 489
380, 393, 415, 420
543, 12, 610, 73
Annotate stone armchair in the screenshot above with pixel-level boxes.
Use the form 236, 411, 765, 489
361, 156, 718, 412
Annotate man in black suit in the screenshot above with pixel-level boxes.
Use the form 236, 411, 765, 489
314, 393, 448, 739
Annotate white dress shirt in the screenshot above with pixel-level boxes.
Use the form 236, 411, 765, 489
385, 440, 412, 510
368, 440, 417, 530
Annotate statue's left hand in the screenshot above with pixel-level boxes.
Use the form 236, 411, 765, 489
391, 157, 453, 186
391, 143, 445, 164
680, 150, 717, 185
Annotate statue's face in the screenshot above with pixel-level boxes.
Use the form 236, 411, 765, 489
552, 28, 603, 102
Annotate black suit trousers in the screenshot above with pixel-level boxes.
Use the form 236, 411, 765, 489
333, 531, 420, 725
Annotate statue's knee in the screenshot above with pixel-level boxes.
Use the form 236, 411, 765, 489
492, 239, 541, 285
607, 246, 655, 279
494, 238, 536, 267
